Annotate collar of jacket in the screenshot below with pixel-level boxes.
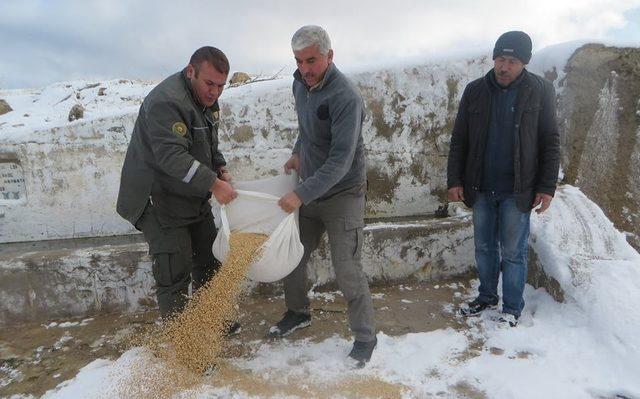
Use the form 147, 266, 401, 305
481, 68, 534, 114
293, 62, 338, 92
485, 68, 527, 91
181, 68, 219, 114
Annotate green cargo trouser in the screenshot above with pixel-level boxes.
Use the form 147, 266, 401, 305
138, 204, 220, 318
283, 184, 376, 342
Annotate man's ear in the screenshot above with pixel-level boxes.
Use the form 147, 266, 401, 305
186, 64, 195, 79
327, 49, 334, 64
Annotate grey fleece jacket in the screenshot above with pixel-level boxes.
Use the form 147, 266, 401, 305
292, 63, 366, 204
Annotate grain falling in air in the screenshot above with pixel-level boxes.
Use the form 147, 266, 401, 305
114, 232, 267, 398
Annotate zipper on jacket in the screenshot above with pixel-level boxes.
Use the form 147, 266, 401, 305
512, 81, 531, 194
513, 121, 521, 193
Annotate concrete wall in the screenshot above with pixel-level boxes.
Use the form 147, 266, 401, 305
220, 57, 492, 219
0, 216, 475, 326
0, 53, 492, 325
0, 237, 155, 325
0, 115, 137, 243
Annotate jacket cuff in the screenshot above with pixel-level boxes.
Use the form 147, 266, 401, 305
294, 185, 314, 205
447, 179, 463, 189
535, 186, 556, 197
192, 166, 217, 197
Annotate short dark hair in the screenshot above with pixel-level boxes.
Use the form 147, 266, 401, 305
189, 46, 230, 76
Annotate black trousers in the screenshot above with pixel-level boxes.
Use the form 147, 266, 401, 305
138, 205, 220, 318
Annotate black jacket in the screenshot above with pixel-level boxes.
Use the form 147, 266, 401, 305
447, 69, 560, 212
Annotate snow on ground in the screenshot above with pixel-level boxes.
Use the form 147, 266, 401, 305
36, 185, 640, 399
43, 318, 93, 329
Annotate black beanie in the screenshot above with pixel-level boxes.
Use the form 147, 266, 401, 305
493, 31, 532, 64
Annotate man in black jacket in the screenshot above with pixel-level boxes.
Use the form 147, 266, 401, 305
447, 31, 560, 327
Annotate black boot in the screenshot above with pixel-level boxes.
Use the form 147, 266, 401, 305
266, 310, 311, 338
460, 298, 497, 316
498, 313, 519, 327
224, 321, 242, 336
348, 337, 377, 368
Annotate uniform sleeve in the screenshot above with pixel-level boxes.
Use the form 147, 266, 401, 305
294, 95, 363, 204
144, 100, 216, 196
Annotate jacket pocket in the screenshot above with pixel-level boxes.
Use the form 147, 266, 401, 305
467, 107, 481, 118
522, 105, 542, 121
191, 127, 209, 143
190, 127, 212, 164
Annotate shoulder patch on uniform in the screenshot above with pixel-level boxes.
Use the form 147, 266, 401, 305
213, 111, 220, 120
172, 122, 187, 136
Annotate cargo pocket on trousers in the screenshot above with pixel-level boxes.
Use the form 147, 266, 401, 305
344, 217, 365, 259
149, 236, 181, 288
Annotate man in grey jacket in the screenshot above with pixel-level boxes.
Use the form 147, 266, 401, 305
117, 47, 237, 320
268, 25, 377, 368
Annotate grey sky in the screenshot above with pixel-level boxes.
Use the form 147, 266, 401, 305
1, 0, 639, 89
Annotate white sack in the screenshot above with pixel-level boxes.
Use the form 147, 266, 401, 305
212, 173, 304, 282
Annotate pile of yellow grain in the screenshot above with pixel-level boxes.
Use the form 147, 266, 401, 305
115, 231, 267, 398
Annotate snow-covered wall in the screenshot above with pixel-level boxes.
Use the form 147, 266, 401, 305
0, 56, 492, 243
0, 115, 137, 242
2, 44, 639, 326
221, 56, 492, 218
1, 44, 638, 252
0, 81, 145, 242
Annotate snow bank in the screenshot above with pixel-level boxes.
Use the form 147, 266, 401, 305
529, 185, 640, 378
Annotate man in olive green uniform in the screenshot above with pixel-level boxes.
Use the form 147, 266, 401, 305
117, 47, 237, 318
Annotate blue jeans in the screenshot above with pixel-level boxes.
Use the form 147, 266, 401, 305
473, 192, 531, 317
